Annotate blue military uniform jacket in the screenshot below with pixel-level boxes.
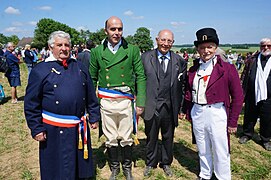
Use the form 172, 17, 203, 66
24, 57, 100, 179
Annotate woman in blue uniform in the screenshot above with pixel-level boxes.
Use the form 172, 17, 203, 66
24, 31, 100, 179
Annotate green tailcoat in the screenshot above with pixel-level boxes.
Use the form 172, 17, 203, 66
90, 38, 146, 106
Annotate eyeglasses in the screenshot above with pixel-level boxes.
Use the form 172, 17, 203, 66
158, 38, 174, 45
261, 44, 271, 48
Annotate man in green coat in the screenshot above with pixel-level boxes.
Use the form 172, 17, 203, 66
90, 16, 146, 180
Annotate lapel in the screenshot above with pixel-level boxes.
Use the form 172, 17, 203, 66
150, 50, 159, 78
101, 38, 129, 68
188, 61, 199, 88
207, 56, 224, 89
102, 46, 128, 68
170, 52, 179, 87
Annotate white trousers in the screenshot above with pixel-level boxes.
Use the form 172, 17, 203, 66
191, 103, 231, 180
100, 98, 133, 147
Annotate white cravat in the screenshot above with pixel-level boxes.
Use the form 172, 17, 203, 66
107, 40, 122, 54
192, 56, 217, 104
255, 53, 271, 105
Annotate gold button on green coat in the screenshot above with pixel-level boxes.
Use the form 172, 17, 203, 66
90, 38, 146, 107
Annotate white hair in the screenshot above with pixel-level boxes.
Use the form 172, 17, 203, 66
6, 42, 14, 48
47, 31, 71, 48
260, 38, 271, 45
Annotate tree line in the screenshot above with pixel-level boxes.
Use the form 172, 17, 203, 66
0, 18, 154, 52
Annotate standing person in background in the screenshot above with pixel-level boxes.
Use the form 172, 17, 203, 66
90, 16, 146, 180
4, 42, 21, 104
77, 39, 95, 70
24, 44, 34, 78
24, 31, 100, 179
0, 44, 4, 56
239, 38, 271, 151
184, 28, 243, 180
141, 29, 187, 177
183, 50, 189, 62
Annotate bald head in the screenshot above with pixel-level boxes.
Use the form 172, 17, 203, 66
156, 29, 174, 55
157, 29, 174, 40
104, 16, 123, 47
105, 16, 123, 29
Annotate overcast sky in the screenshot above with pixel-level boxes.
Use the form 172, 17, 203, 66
1, 0, 271, 44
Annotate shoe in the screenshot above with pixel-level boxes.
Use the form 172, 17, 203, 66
143, 166, 153, 177
11, 99, 18, 104
263, 142, 271, 151
239, 136, 251, 144
162, 165, 173, 177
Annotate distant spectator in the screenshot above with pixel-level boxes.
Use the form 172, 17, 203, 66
31, 47, 39, 64
40, 47, 47, 61
236, 53, 243, 70
77, 40, 95, 70
24, 44, 34, 78
0, 44, 4, 56
183, 50, 189, 61
4, 42, 21, 104
227, 50, 234, 64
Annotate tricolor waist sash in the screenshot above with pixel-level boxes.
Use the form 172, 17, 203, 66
42, 110, 81, 127
42, 110, 89, 159
98, 87, 134, 100
98, 87, 140, 145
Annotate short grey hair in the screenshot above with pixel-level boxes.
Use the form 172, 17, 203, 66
47, 31, 71, 48
6, 42, 14, 48
260, 38, 271, 45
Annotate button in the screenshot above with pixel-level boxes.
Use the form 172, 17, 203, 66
82, 83, 85, 86
122, 82, 125, 85
106, 68, 109, 71
54, 84, 57, 88
60, 130, 63, 134
83, 97, 85, 100
107, 83, 110, 87
56, 101, 59, 104
106, 76, 109, 79
121, 74, 124, 77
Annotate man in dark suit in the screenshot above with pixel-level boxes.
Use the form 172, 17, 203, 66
77, 39, 95, 70
239, 38, 271, 151
141, 29, 187, 177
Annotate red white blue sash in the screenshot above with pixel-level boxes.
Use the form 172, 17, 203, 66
42, 110, 81, 127
42, 110, 89, 159
98, 87, 134, 100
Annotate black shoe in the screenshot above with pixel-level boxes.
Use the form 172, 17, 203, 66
239, 136, 251, 144
143, 166, 153, 177
263, 142, 271, 151
162, 165, 173, 177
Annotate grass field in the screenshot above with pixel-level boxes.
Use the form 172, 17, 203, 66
0, 63, 271, 180
171, 46, 259, 56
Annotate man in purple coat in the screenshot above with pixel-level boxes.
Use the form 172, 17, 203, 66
184, 28, 243, 180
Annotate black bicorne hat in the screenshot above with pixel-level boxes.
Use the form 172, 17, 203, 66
194, 28, 219, 47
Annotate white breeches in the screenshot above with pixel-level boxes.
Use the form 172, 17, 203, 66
191, 103, 231, 180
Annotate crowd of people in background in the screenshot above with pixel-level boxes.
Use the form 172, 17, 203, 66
0, 21, 271, 180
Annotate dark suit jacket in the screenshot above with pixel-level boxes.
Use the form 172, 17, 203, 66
242, 53, 271, 104
141, 49, 187, 127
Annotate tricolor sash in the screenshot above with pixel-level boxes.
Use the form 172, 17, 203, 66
42, 110, 89, 159
98, 87, 134, 100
